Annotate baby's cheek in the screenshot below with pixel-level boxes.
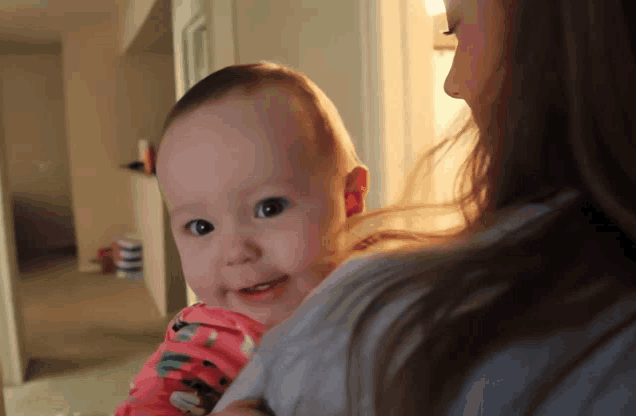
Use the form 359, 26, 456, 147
268, 220, 322, 270
181, 260, 217, 300
271, 233, 312, 270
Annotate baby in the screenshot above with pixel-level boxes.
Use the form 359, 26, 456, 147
114, 62, 371, 416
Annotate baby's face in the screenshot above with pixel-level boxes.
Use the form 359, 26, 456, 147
157, 87, 348, 329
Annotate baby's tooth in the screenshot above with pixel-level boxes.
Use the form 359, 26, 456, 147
254, 283, 271, 291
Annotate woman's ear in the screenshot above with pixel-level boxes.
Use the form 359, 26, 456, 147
344, 166, 369, 218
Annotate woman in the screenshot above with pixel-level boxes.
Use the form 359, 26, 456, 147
213, 0, 636, 414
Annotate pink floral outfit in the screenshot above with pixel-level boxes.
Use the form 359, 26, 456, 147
114, 304, 265, 416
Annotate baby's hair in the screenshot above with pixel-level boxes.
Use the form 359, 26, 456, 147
161, 61, 363, 177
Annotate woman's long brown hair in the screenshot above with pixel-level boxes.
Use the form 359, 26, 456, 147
345, 0, 636, 414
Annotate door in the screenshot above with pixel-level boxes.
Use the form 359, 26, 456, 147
172, 0, 237, 305
0, 81, 28, 387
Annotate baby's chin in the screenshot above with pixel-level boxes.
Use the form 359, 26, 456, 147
223, 272, 325, 331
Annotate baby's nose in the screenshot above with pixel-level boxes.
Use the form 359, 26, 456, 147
221, 233, 262, 267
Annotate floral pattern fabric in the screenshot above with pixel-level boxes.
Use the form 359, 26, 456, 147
114, 304, 265, 416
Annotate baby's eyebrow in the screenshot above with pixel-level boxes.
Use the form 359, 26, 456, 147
170, 202, 210, 216
237, 177, 300, 199
169, 181, 299, 217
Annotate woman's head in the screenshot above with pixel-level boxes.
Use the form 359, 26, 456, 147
157, 62, 369, 328
436, 0, 636, 239
347, 0, 636, 415
443, 0, 512, 131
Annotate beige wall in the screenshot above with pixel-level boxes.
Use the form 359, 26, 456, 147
121, 0, 158, 52
372, 0, 436, 208
0, 52, 76, 254
62, 19, 136, 272
233, 0, 437, 213
0, 70, 29, 388
0, 0, 178, 388
131, 174, 187, 317
122, 0, 184, 315
131, 175, 166, 314
234, 0, 365, 170
64, 12, 176, 272
115, 52, 177, 155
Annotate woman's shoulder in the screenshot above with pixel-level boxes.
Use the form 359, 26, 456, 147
215, 188, 588, 414
449, 292, 636, 415
213, 250, 431, 415
272, 188, 583, 349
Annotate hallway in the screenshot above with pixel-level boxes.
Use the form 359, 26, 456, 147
3, 253, 170, 416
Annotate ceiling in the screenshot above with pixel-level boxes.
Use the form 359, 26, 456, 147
0, 0, 123, 44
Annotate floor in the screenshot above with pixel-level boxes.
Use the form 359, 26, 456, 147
3, 252, 172, 416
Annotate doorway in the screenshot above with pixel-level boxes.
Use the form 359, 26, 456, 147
0, 42, 78, 272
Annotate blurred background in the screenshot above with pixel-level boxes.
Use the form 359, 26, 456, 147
0, 0, 467, 414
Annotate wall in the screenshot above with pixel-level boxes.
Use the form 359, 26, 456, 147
131, 174, 187, 317
64, 14, 175, 273
123, 0, 185, 315
233, 0, 436, 213
125, 85, 187, 316
234, 0, 366, 185
370, 0, 436, 208
121, 0, 159, 53
0, 50, 76, 259
0, 77, 28, 388
62, 19, 136, 272
115, 51, 177, 156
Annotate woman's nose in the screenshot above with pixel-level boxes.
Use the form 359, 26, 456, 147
444, 67, 462, 99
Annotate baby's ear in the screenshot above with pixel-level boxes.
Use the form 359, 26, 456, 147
345, 166, 369, 193
344, 166, 369, 217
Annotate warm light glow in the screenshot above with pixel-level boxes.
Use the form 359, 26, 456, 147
431, 51, 471, 230
424, 0, 446, 16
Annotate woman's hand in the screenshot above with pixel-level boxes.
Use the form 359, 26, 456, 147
211, 399, 274, 416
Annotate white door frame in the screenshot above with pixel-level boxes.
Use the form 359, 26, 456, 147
208, 0, 238, 69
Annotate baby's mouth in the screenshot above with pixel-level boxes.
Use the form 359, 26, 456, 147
238, 275, 289, 299
239, 274, 289, 294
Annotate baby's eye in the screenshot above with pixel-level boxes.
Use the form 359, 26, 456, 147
254, 197, 290, 219
185, 219, 215, 236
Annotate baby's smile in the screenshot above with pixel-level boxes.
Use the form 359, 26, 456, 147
236, 274, 290, 303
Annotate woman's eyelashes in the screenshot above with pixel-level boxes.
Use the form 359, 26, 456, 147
443, 17, 460, 36
254, 197, 291, 219
183, 197, 291, 237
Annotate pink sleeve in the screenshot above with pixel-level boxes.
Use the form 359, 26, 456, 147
114, 304, 265, 416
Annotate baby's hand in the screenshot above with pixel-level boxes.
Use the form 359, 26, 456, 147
170, 391, 209, 416
170, 379, 221, 416
170, 394, 272, 416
